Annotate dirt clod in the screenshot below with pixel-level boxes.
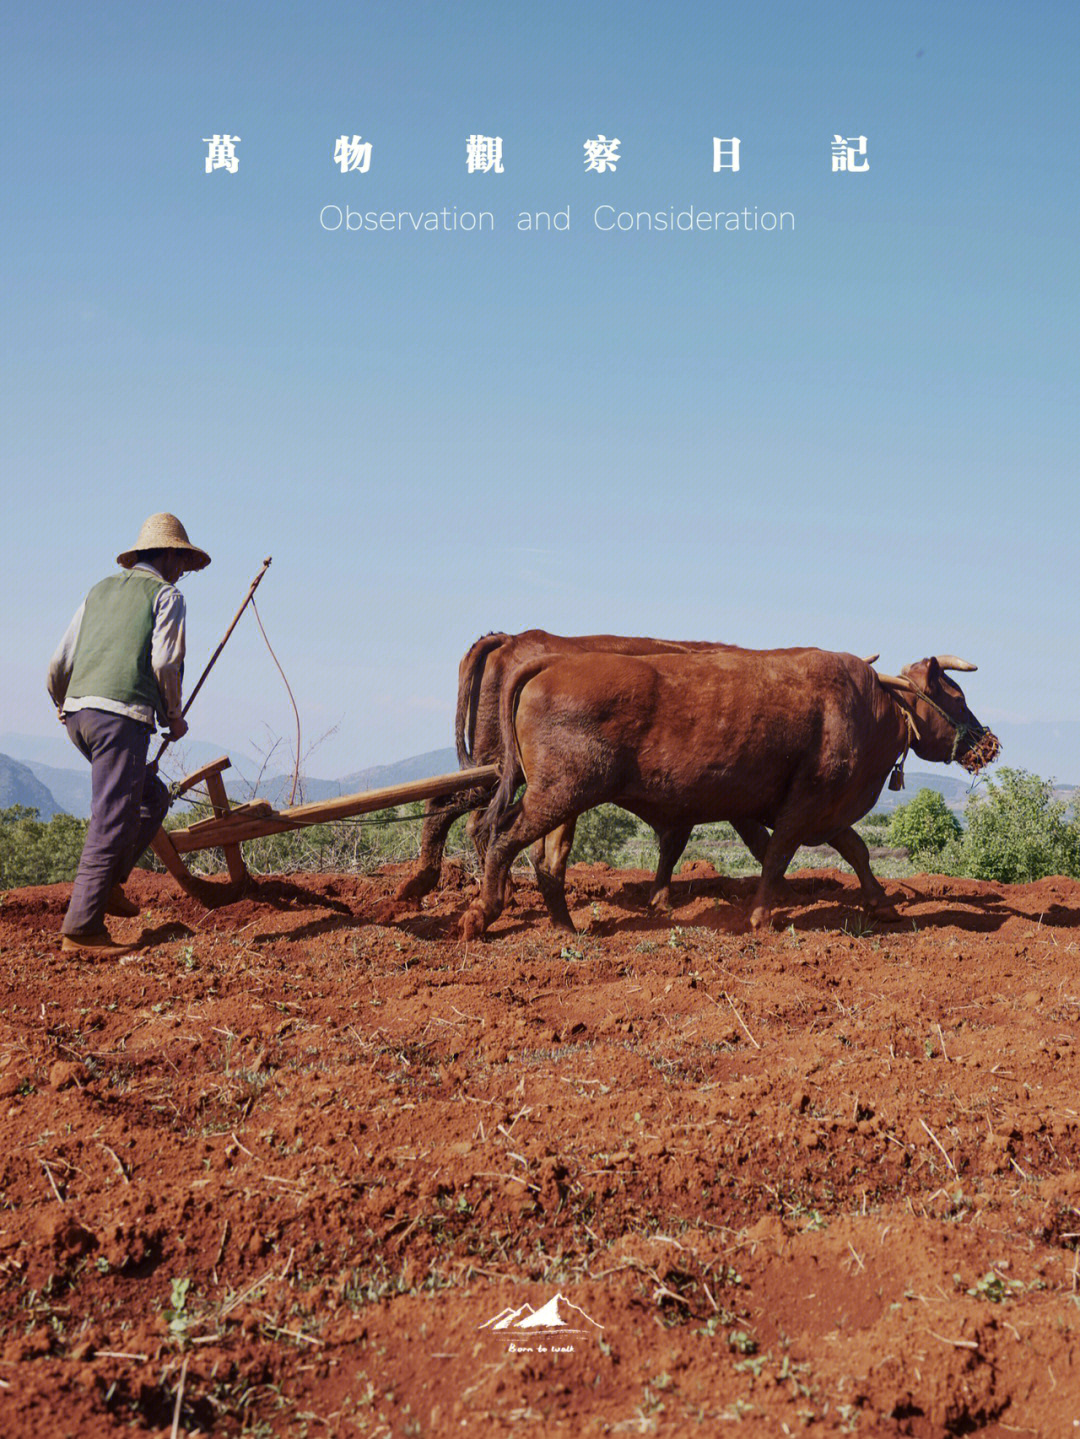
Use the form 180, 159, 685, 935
48, 1059, 83, 1090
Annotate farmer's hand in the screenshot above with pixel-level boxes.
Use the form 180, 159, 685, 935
168, 716, 189, 741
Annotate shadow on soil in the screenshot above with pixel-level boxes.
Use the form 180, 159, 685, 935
137, 921, 196, 948
475, 870, 1044, 940
245, 877, 354, 915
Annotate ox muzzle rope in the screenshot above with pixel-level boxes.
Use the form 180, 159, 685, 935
890, 684, 1000, 776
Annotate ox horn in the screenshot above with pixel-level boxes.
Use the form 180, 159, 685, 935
933, 655, 978, 672
862, 653, 880, 665
876, 673, 918, 694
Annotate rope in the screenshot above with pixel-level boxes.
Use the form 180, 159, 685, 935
896, 683, 979, 763
885, 681, 998, 776
250, 595, 302, 806
887, 708, 917, 790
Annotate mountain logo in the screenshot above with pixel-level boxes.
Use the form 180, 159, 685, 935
478, 1292, 604, 1334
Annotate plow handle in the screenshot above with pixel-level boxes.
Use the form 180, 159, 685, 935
153, 557, 272, 769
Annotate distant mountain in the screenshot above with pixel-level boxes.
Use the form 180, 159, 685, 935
157, 742, 264, 789
870, 768, 1076, 816
0, 754, 64, 819
225, 748, 460, 807
224, 771, 348, 806
20, 759, 92, 817
868, 771, 980, 815
337, 748, 459, 794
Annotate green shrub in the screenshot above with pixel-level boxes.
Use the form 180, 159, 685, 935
859, 811, 890, 832
0, 806, 88, 889
569, 805, 640, 865
887, 789, 962, 857
958, 768, 1079, 883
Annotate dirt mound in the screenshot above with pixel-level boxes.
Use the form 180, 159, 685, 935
1, 863, 1079, 1435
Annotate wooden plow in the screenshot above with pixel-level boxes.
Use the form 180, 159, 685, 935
149, 756, 499, 906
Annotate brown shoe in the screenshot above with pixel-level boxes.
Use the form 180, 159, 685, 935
106, 885, 140, 917
61, 929, 136, 957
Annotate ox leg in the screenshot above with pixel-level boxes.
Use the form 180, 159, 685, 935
530, 819, 578, 932
649, 825, 693, 910
467, 808, 511, 903
749, 825, 802, 930
829, 827, 901, 922
650, 822, 770, 910
468, 808, 518, 905
463, 807, 579, 939
733, 821, 771, 865
466, 807, 489, 868
396, 793, 472, 901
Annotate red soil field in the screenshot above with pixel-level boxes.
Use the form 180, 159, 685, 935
1, 862, 1078, 1436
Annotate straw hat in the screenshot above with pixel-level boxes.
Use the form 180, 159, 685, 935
117, 514, 211, 571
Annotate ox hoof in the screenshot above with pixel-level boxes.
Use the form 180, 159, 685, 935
395, 874, 435, 903
870, 903, 901, 923
749, 906, 773, 931
461, 908, 486, 941
648, 888, 672, 912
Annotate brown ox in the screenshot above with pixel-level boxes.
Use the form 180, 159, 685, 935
395, 630, 771, 904
462, 649, 998, 937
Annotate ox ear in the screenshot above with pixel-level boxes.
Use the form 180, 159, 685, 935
932, 655, 978, 672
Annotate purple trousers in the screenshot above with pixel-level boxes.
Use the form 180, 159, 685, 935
62, 710, 170, 936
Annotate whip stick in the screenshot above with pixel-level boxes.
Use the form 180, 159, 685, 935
152, 556, 272, 766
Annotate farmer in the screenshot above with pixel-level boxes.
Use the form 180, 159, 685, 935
47, 514, 211, 955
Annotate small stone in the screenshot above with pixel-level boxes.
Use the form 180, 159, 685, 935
49, 1060, 83, 1091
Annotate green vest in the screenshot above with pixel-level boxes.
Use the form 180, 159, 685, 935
67, 570, 168, 723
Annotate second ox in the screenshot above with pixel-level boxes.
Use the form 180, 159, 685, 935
462, 647, 999, 938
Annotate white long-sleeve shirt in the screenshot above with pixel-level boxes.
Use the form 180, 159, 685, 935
47, 562, 186, 728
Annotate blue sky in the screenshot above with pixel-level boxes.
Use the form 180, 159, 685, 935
3, 2, 1077, 780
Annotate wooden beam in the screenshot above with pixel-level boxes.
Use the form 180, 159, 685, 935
150, 827, 198, 886
167, 765, 500, 854
172, 755, 232, 795
205, 770, 249, 888
148, 826, 249, 906
184, 800, 273, 835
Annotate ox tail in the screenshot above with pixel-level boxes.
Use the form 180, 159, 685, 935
454, 632, 510, 767
481, 657, 548, 840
